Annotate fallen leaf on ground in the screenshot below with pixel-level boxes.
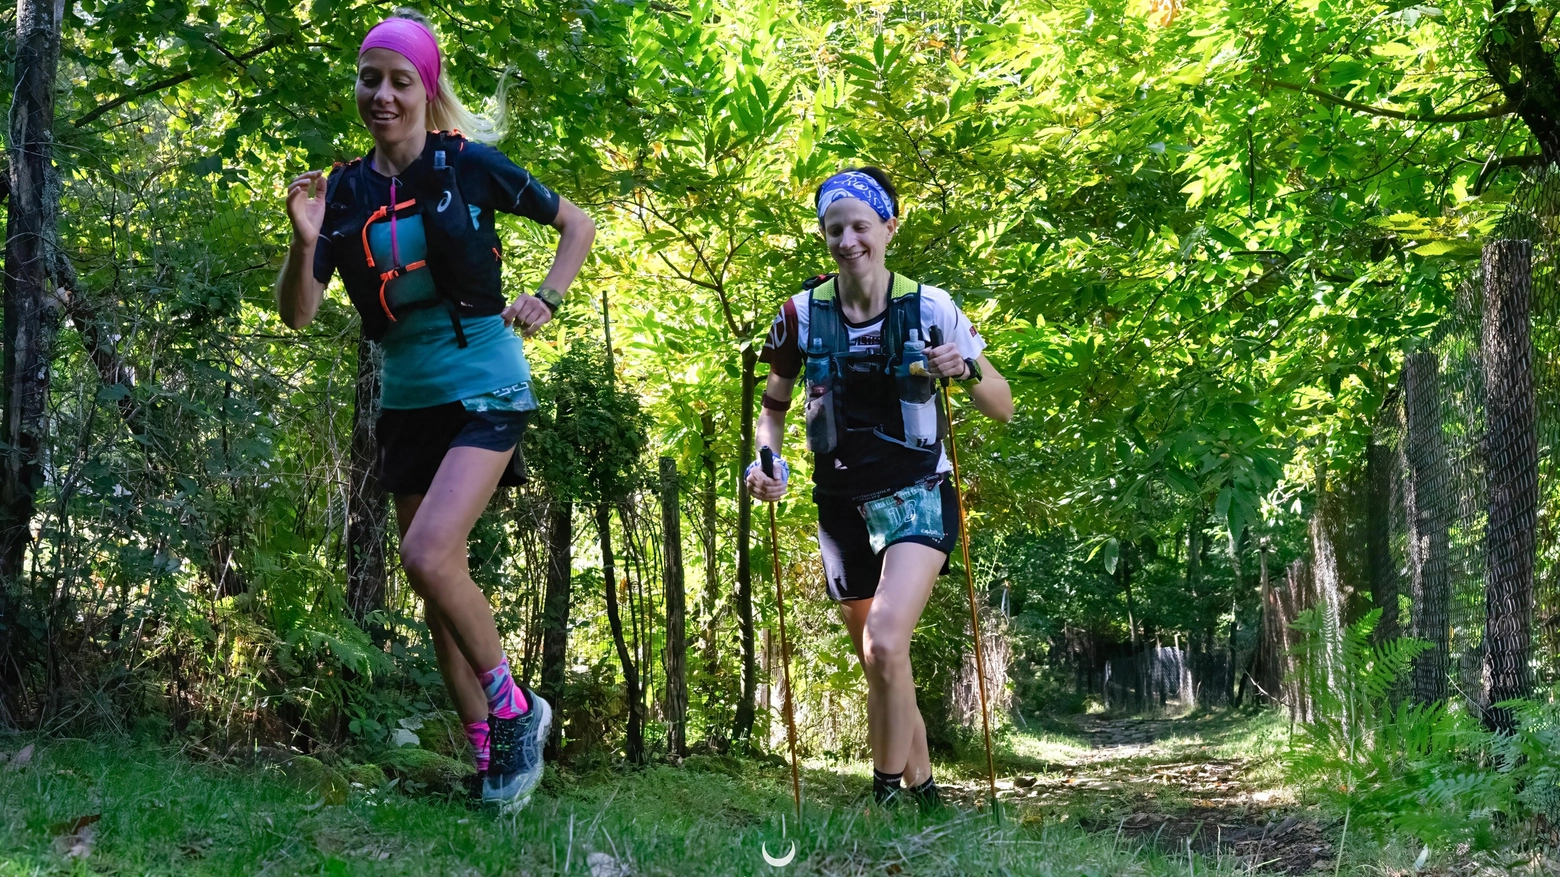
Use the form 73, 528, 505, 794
7, 743, 34, 771
50, 814, 100, 860
588, 851, 632, 877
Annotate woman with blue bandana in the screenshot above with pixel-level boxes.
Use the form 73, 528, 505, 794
748, 167, 1013, 808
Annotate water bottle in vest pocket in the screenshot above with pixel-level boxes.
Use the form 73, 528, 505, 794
804, 337, 838, 454
895, 330, 938, 450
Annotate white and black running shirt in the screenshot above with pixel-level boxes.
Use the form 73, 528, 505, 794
760, 279, 986, 497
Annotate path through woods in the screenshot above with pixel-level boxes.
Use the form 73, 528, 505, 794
944, 714, 1551, 876
948, 715, 1331, 875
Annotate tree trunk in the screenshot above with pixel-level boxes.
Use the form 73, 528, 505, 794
0, 0, 65, 713
732, 347, 758, 741
1481, 1, 1560, 163
1120, 545, 1142, 712
346, 335, 388, 634
1366, 437, 1399, 644
660, 456, 688, 756
540, 498, 573, 755
700, 410, 719, 613
1482, 239, 1537, 731
1186, 520, 1203, 698
597, 502, 644, 763
1403, 351, 1451, 704
1226, 540, 1242, 706
1253, 544, 1283, 703
1, 0, 63, 577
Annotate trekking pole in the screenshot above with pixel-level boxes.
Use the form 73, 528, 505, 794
762, 446, 803, 820
929, 327, 998, 810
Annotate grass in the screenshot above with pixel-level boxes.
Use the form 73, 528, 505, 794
7, 711, 1537, 876
0, 734, 1258, 876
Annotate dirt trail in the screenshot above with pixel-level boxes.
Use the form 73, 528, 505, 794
944, 716, 1334, 875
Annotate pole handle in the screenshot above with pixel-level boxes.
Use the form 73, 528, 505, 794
760, 445, 775, 479
929, 326, 950, 388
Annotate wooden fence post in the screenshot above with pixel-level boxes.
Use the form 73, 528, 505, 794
1482, 238, 1537, 731
1403, 351, 1451, 704
540, 498, 573, 755
346, 335, 388, 633
660, 456, 688, 757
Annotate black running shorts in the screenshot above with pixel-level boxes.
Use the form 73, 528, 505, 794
815, 476, 959, 603
376, 403, 529, 497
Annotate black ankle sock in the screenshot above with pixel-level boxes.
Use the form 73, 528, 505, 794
872, 769, 903, 803
907, 775, 942, 809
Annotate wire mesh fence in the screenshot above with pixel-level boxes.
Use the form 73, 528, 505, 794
1273, 169, 1560, 720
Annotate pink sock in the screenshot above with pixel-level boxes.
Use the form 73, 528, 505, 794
477, 656, 528, 719
464, 720, 490, 771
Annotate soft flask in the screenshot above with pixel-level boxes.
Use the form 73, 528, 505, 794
896, 330, 938, 450
804, 337, 839, 453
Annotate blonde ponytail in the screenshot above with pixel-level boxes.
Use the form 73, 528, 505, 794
390, 8, 509, 144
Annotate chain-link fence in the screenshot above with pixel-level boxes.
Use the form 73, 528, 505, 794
1273, 170, 1560, 722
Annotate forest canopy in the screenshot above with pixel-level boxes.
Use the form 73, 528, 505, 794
2, 0, 1558, 820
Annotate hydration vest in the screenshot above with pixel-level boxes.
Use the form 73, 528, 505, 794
802, 272, 946, 457
321, 130, 506, 347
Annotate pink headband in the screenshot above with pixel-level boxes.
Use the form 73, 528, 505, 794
359, 18, 441, 102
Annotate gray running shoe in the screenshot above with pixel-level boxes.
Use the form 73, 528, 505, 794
481, 687, 551, 809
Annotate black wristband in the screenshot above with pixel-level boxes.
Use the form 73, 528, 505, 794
535, 286, 564, 314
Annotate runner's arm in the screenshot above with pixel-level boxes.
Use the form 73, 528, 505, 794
539, 197, 595, 297
277, 170, 328, 329
505, 197, 595, 335
749, 371, 796, 501
276, 239, 326, 329
965, 355, 1013, 422
922, 295, 1012, 423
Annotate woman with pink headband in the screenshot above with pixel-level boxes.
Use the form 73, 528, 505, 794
275, 8, 595, 810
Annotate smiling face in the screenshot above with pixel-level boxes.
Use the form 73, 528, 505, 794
356, 47, 429, 145
821, 197, 898, 275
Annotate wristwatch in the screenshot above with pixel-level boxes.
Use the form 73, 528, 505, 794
958, 357, 983, 383
534, 285, 564, 314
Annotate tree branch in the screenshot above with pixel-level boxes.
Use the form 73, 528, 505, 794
52, 252, 151, 444
73, 35, 283, 128
1475, 153, 1546, 195
1265, 79, 1512, 123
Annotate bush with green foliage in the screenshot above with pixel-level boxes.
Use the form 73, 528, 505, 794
1285, 609, 1560, 848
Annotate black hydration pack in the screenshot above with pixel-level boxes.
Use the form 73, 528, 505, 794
802, 272, 946, 457
321, 130, 506, 347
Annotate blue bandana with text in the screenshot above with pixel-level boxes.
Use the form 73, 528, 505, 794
816, 171, 895, 222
